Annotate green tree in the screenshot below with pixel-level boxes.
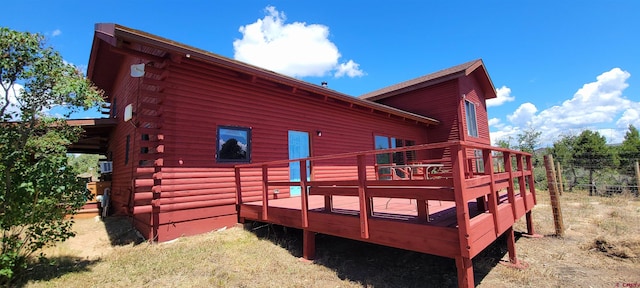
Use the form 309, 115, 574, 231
618, 125, 640, 175
572, 130, 612, 195
496, 138, 512, 149
517, 126, 542, 154
67, 154, 103, 179
551, 134, 578, 190
0, 27, 103, 285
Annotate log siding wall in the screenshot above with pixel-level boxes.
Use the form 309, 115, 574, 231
109, 55, 431, 241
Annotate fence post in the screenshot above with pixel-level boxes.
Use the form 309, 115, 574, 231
635, 160, 640, 194
544, 155, 564, 237
556, 161, 564, 195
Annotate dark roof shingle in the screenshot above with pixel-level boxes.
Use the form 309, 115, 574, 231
359, 59, 495, 101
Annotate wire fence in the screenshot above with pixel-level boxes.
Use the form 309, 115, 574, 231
538, 157, 640, 197
559, 182, 639, 197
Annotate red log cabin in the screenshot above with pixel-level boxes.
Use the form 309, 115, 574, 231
71, 23, 538, 287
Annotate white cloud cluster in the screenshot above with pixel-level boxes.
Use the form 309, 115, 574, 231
490, 68, 639, 146
233, 6, 364, 78
51, 29, 62, 37
0, 83, 23, 120
507, 102, 537, 126
487, 85, 515, 107
335, 60, 364, 78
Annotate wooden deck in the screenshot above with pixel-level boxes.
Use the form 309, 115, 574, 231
235, 141, 538, 288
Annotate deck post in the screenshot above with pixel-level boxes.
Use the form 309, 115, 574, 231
300, 160, 309, 228
503, 151, 517, 220
261, 165, 269, 221
417, 199, 428, 222
526, 155, 537, 204
516, 155, 529, 210
455, 256, 474, 288
357, 154, 371, 239
506, 226, 518, 264
234, 167, 242, 207
303, 229, 316, 260
483, 148, 499, 235
451, 144, 471, 259
524, 155, 542, 237
525, 211, 536, 235
323, 195, 332, 212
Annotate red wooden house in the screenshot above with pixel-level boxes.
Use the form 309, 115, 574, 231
78, 23, 538, 287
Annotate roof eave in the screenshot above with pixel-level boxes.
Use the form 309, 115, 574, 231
465, 61, 497, 99
360, 71, 466, 102
360, 59, 498, 101
94, 23, 439, 126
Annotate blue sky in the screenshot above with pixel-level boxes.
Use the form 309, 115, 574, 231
2, 1, 639, 147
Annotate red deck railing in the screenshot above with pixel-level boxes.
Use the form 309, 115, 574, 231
234, 140, 537, 288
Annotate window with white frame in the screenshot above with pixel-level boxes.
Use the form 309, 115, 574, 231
465, 100, 479, 137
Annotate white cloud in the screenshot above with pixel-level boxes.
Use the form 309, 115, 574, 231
490, 124, 518, 146
0, 83, 23, 120
507, 102, 537, 126
616, 106, 640, 129
335, 60, 365, 78
52, 29, 62, 37
491, 68, 637, 146
488, 117, 502, 127
487, 85, 515, 107
233, 6, 364, 78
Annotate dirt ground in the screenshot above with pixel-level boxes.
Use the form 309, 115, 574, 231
28, 190, 640, 287
42, 216, 143, 259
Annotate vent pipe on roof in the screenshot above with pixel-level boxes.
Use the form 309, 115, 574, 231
321, 81, 328, 87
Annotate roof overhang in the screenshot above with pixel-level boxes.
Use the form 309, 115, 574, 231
360, 59, 497, 101
87, 23, 439, 127
67, 118, 116, 154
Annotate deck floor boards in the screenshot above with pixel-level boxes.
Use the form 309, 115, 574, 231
241, 195, 492, 228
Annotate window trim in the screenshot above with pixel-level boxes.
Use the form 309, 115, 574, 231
465, 99, 479, 138
216, 125, 252, 163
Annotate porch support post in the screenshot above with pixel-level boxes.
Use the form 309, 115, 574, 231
261, 165, 269, 221
302, 230, 316, 260
451, 144, 471, 259
502, 226, 531, 269
454, 256, 474, 288
483, 148, 499, 235
323, 196, 332, 212
506, 226, 518, 264
516, 155, 530, 211
234, 167, 244, 223
525, 211, 539, 237
300, 160, 309, 228
417, 200, 429, 222
503, 151, 518, 220
357, 154, 371, 239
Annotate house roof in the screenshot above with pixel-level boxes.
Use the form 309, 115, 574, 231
87, 23, 439, 126
359, 59, 497, 101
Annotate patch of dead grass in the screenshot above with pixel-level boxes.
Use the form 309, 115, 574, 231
21, 189, 640, 288
585, 236, 640, 260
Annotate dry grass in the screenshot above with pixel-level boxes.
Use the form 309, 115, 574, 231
481, 189, 640, 288
19, 190, 640, 288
